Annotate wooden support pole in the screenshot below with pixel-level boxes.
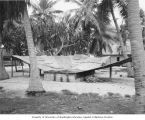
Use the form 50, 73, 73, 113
109, 66, 112, 78
28, 64, 30, 77
14, 59, 17, 72
11, 57, 13, 77
21, 62, 24, 76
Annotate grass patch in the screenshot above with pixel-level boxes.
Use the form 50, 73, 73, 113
0, 91, 135, 114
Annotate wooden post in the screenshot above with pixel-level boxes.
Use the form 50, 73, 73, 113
54, 73, 56, 81
28, 64, 30, 77
11, 57, 13, 77
39, 69, 41, 76
109, 66, 112, 78
21, 62, 24, 76
14, 59, 17, 72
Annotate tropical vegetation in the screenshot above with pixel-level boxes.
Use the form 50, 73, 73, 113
0, 0, 145, 114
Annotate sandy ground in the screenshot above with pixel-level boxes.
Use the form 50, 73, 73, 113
0, 66, 135, 98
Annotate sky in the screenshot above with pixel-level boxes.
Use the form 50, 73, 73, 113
139, 0, 145, 10
52, 0, 79, 12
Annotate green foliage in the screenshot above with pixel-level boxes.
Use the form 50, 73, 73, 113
0, 0, 26, 31
3, 25, 28, 55
1, 0, 117, 56
30, 0, 64, 55
64, 0, 115, 56
0, 0, 28, 56
99, 0, 127, 19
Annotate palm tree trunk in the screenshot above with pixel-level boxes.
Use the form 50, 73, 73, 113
110, 5, 133, 77
142, 17, 145, 48
23, 6, 45, 94
0, 14, 9, 80
0, 35, 9, 80
128, 0, 145, 113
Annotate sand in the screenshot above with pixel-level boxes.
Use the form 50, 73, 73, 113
0, 66, 135, 98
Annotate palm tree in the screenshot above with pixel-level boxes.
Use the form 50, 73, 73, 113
66, 1, 100, 43
30, 0, 62, 54
99, 0, 127, 47
23, 4, 45, 94
65, 0, 114, 56
0, 0, 45, 94
99, 0, 133, 77
0, 31, 9, 80
31, 0, 62, 19
88, 7, 115, 56
127, 0, 145, 113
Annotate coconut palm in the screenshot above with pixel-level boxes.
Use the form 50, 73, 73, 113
30, 0, 63, 54
99, 0, 127, 44
65, 1, 100, 44
31, 0, 62, 19
23, 4, 45, 94
88, 6, 115, 56
127, 0, 145, 113
99, 0, 133, 77
65, 0, 115, 56
0, 0, 45, 93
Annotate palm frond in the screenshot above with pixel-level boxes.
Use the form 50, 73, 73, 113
115, 0, 128, 18
31, 2, 42, 13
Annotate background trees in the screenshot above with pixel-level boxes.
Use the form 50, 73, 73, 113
0, 0, 26, 80
3, 25, 28, 56
2, 0, 117, 58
